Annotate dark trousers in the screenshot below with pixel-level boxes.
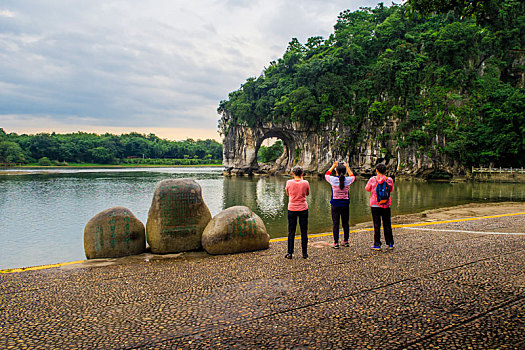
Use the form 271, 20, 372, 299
287, 209, 308, 255
331, 205, 350, 244
371, 207, 394, 246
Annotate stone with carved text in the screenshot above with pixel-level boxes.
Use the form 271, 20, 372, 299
202, 206, 269, 255
146, 179, 211, 253
84, 207, 145, 259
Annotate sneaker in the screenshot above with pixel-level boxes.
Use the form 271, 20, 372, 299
285, 253, 292, 259
371, 245, 381, 251
343, 241, 349, 247
333, 243, 340, 249
303, 254, 308, 259
387, 244, 394, 250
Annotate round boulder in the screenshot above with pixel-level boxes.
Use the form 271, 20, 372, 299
202, 206, 269, 255
146, 178, 211, 253
84, 207, 146, 259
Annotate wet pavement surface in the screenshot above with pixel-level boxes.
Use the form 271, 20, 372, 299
1, 214, 524, 349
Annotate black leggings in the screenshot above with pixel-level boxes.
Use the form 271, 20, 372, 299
287, 209, 308, 255
371, 207, 394, 246
331, 205, 350, 243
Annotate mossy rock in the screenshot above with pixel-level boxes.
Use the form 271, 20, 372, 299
146, 179, 211, 253
84, 207, 145, 259
202, 206, 269, 255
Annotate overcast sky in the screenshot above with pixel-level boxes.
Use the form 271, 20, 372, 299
0, 0, 380, 140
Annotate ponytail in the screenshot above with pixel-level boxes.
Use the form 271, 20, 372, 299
335, 164, 346, 190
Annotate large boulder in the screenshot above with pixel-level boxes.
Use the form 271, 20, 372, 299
84, 207, 146, 259
202, 206, 269, 255
146, 179, 211, 253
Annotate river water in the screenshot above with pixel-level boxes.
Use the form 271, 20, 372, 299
1, 167, 524, 269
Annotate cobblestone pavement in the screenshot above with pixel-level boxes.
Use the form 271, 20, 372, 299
1, 214, 524, 349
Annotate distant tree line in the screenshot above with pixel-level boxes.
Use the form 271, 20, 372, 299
218, 1, 525, 168
0, 129, 222, 165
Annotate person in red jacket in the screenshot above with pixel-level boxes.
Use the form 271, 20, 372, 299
285, 166, 310, 259
365, 163, 395, 250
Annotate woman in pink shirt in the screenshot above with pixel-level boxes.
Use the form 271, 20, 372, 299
325, 161, 355, 249
365, 163, 394, 250
285, 166, 310, 259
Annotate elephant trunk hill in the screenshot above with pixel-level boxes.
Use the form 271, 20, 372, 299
218, 2, 525, 178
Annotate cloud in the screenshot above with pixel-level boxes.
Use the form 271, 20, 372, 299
0, 0, 380, 140
0, 10, 15, 18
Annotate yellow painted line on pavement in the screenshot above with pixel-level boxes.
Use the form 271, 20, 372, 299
0, 260, 85, 274
2, 212, 524, 274
390, 212, 525, 228
404, 227, 525, 235
270, 211, 525, 242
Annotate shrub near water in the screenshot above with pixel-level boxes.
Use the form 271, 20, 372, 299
37, 157, 52, 166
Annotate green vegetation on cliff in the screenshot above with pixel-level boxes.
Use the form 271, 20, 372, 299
258, 140, 284, 163
0, 128, 222, 165
218, 1, 525, 168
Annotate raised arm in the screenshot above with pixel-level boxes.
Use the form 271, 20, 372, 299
344, 162, 354, 177
325, 161, 338, 182
327, 161, 337, 174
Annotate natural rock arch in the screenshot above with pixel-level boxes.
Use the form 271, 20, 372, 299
222, 120, 346, 176
254, 130, 294, 174
221, 118, 455, 176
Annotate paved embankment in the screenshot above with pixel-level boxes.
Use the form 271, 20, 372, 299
1, 212, 524, 349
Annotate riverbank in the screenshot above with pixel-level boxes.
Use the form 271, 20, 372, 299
472, 171, 525, 183
0, 164, 223, 175
1, 204, 524, 348
8, 164, 522, 183
4, 163, 223, 168
233, 169, 525, 183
